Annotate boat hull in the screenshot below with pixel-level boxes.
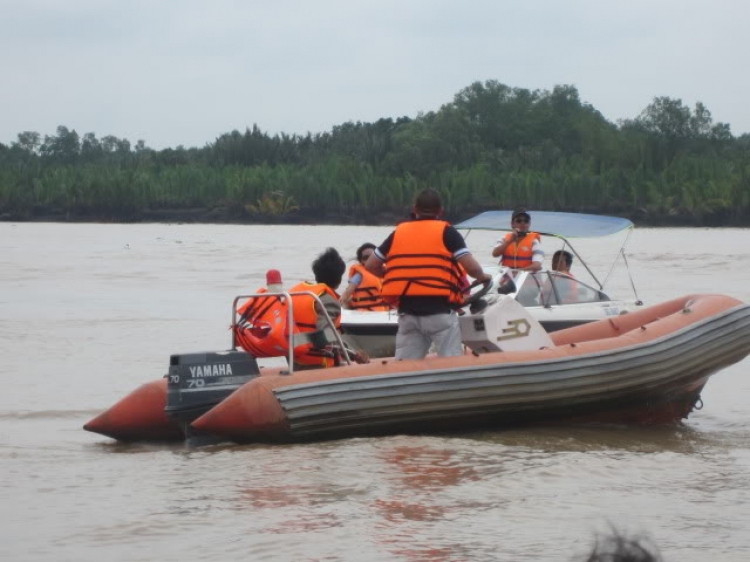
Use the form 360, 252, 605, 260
83, 378, 183, 442
84, 350, 260, 443
194, 294, 750, 443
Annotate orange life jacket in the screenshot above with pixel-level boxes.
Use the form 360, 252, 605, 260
234, 281, 341, 367
381, 220, 464, 306
348, 263, 389, 311
501, 232, 541, 269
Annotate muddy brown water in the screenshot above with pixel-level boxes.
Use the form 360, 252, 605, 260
1, 223, 749, 561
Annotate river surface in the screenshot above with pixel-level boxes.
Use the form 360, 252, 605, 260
1, 222, 749, 562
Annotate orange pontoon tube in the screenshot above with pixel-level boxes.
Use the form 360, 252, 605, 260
84, 294, 750, 444
191, 294, 750, 443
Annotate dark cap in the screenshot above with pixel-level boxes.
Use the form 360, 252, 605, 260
512, 207, 530, 220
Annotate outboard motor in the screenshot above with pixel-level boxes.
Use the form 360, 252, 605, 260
164, 350, 260, 444
460, 295, 553, 354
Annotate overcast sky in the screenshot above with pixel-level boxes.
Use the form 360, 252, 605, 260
2, 0, 748, 149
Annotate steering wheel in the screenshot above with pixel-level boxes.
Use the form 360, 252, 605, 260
461, 278, 493, 307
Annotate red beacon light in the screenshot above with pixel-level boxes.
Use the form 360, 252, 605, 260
265, 269, 283, 293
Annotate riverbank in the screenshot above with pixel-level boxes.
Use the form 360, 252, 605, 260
0, 204, 745, 227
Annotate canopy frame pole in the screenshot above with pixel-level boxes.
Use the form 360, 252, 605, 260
620, 249, 643, 305
601, 227, 633, 289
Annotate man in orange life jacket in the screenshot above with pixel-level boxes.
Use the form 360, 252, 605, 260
292, 247, 370, 368
365, 189, 491, 360
491, 207, 544, 272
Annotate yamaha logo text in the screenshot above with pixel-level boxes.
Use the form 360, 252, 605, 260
189, 364, 234, 378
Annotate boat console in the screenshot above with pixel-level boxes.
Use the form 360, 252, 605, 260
460, 295, 553, 354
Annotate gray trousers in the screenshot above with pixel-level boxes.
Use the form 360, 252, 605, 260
395, 312, 463, 360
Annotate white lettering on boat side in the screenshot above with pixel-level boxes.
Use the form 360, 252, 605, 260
188, 364, 234, 378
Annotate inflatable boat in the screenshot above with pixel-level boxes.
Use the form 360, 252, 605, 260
84, 292, 750, 445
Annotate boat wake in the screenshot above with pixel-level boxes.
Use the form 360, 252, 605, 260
0, 409, 104, 421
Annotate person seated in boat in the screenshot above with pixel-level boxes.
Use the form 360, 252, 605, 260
340, 243, 390, 311
491, 207, 544, 272
365, 188, 491, 360
236, 248, 369, 368
550, 249, 580, 304
552, 250, 574, 276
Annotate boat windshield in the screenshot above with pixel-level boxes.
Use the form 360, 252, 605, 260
510, 272, 611, 308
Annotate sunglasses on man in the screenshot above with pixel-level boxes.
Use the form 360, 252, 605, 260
513, 217, 530, 224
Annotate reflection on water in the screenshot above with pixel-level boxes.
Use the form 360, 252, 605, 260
383, 445, 481, 491
371, 445, 481, 560
1, 223, 749, 562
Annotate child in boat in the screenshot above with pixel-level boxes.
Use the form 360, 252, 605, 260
340, 243, 390, 311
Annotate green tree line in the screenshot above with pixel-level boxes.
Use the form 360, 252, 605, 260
1, 80, 748, 224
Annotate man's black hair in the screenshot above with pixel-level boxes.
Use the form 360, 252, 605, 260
312, 247, 346, 289
414, 189, 442, 217
356, 243, 376, 263
553, 250, 573, 268
583, 529, 662, 562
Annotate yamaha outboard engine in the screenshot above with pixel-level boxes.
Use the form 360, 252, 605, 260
164, 350, 260, 445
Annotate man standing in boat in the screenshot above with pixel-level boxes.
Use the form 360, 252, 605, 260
492, 207, 544, 272
365, 189, 491, 360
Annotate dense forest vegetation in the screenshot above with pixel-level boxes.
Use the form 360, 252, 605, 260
1, 81, 748, 225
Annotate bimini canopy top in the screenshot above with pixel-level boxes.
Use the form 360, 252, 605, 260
455, 211, 633, 239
